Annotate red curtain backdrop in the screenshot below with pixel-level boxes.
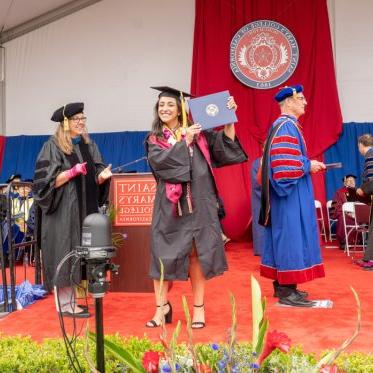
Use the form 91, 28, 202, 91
191, 0, 342, 240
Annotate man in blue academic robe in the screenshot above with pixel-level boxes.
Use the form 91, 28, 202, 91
259, 85, 326, 307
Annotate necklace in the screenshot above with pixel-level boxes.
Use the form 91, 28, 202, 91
170, 124, 180, 133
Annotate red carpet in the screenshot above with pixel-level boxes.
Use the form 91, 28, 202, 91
1, 242, 372, 354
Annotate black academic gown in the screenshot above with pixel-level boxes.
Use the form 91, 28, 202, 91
147, 130, 247, 281
32, 137, 109, 292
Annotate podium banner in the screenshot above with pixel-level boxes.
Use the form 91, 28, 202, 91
113, 174, 156, 226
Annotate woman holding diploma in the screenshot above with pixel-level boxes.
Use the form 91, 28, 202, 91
145, 87, 247, 328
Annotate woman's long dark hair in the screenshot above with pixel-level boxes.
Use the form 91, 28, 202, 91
150, 96, 192, 138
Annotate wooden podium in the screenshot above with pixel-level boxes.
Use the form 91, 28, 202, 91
109, 173, 155, 292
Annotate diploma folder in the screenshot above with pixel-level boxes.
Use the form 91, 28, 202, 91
188, 90, 237, 130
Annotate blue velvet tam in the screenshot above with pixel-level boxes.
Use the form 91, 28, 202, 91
274, 84, 303, 102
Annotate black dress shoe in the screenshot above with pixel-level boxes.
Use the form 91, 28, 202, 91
278, 293, 315, 307
294, 289, 309, 299
60, 310, 91, 318
274, 288, 309, 299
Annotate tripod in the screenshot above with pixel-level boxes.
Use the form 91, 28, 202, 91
86, 260, 119, 373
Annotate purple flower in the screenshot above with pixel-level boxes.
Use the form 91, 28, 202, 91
218, 360, 226, 370
161, 363, 172, 373
211, 343, 219, 350
250, 363, 260, 369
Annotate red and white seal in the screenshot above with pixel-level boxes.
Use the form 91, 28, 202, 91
230, 20, 299, 89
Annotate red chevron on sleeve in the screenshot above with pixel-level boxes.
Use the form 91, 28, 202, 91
273, 170, 304, 180
272, 135, 299, 145
270, 147, 301, 156
271, 159, 303, 168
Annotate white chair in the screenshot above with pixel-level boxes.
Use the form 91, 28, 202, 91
314, 200, 327, 241
326, 200, 337, 242
342, 202, 370, 257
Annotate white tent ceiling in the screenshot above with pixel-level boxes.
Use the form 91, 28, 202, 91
0, 0, 102, 43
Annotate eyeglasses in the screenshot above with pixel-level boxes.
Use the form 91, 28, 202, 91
70, 116, 87, 123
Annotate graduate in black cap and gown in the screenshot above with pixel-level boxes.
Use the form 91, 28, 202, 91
259, 85, 326, 307
145, 86, 247, 328
32, 102, 112, 317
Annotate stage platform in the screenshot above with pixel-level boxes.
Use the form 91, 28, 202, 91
0, 242, 372, 354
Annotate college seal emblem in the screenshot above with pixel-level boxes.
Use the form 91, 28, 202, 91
230, 20, 299, 89
205, 104, 219, 117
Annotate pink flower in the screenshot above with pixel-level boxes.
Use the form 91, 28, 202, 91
259, 330, 291, 363
142, 351, 161, 373
320, 364, 339, 373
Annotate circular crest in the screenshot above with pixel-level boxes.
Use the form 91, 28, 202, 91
230, 20, 299, 89
205, 104, 219, 117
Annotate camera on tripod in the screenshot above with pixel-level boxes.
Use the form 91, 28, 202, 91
76, 213, 119, 298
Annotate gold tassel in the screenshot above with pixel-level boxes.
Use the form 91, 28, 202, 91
62, 105, 69, 131
180, 92, 187, 129
63, 117, 69, 131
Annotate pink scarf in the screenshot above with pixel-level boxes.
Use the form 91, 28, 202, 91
149, 132, 214, 215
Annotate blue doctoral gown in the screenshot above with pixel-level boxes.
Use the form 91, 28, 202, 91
260, 115, 325, 284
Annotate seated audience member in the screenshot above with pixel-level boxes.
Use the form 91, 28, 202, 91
331, 174, 358, 248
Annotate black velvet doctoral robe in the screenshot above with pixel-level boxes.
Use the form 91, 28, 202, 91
32, 137, 109, 292
146, 130, 247, 280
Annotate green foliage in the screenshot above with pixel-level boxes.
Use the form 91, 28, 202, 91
0, 334, 372, 372
251, 275, 269, 356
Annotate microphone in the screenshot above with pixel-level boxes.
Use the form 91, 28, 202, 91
111, 156, 147, 173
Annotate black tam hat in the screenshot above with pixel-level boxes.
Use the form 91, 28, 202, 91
51, 102, 84, 122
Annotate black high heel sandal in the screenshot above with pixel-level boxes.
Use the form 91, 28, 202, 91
145, 302, 173, 328
191, 304, 205, 329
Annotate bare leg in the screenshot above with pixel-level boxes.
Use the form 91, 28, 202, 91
146, 279, 170, 327
189, 251, 206, 326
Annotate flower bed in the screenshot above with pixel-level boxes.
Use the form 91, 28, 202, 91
0, 334, 372, 372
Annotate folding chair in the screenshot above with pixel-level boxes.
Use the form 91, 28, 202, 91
314, 200, 327, 241
342, 202, 370, 257
326, 200, 337, 242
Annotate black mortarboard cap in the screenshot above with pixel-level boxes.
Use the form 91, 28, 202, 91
6, 174, 22, 183
151, 86, 193, 99
274, 84, 303, 102
51, 102, 84, 122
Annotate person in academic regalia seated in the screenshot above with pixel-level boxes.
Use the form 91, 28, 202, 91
330, 174, 358, 249
259, 85, 326, 307
32, 102, 112, 318
145, 86, 247, 328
